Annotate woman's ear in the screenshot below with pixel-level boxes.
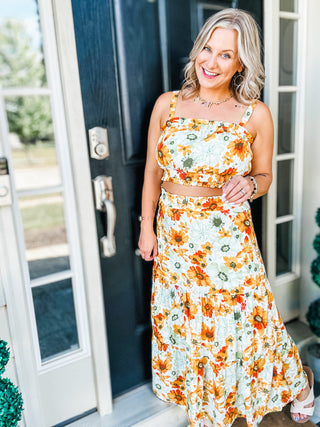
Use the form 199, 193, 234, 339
238, 62, 244, 73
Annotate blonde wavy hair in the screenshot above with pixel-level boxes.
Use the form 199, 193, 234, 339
181, 8, 265, 104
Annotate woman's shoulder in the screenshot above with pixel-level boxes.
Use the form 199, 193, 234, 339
154, 91, 177, 110
251, 100, 272, 118
153, 91, 179, 126
243, 100, 273, 140
248, 100, 273, 127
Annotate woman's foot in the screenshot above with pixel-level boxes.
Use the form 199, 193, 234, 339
291, 366, 314, 423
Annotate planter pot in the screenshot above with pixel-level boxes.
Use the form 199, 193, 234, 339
307, 342, 320, 383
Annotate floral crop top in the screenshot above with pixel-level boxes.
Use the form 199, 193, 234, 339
156, 91, 256, 188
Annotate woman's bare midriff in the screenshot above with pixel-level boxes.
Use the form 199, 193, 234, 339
161, 181, 223, 197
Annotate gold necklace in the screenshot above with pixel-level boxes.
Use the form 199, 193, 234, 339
193, 92, 233, 108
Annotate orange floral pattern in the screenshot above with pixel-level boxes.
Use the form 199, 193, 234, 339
156, 91, 254, 189
151, 92, 307, 427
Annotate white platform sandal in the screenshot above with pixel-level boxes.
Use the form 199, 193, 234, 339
290, 366, 315, 423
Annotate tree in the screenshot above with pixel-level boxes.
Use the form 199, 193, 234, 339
0, 20, 53, 144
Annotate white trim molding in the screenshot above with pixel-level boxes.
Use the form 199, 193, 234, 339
52, 0, 113, 415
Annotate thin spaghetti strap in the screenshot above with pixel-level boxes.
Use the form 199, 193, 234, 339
168, 91, 179, 119
239, 102, 257, 126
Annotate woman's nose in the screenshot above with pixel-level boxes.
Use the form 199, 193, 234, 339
206, 53, 218, 69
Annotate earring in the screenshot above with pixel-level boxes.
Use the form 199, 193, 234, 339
232, 71, 244, 88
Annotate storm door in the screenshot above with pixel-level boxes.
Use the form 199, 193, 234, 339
0, 1, 110, 425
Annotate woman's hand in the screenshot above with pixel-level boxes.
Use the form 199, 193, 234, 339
223, 175, 253, 204
138, 227, 158, 261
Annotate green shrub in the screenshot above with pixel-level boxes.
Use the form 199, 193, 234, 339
0, 341, 23, 426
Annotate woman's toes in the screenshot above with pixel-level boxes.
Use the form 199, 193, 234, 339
292, 412, 299, 421
292, 412, 307, 422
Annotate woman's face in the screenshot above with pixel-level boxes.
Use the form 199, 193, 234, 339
195, 27, 243, 94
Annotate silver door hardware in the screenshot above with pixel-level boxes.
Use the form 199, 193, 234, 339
0, 157, 12, 206
0, 177, 11, 206
89, 127, 110, 160
93, 176, 116, 257
0, 157, 9, 175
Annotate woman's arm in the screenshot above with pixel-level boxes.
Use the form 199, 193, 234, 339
138, 93, 171, 261
223, 101, 274, 203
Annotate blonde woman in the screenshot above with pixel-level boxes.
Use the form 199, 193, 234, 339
138, 8, 314, 427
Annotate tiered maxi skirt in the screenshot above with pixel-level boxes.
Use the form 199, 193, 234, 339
151, 188, 307, 427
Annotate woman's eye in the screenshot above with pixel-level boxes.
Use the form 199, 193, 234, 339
203, 46, 211, 52
222, 53, 231, 59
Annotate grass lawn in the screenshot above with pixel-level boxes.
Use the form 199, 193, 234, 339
21, 201, 65, 232
12, 141, 58, 167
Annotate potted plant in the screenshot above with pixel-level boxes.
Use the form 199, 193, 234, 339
306, 208, 320, 380
0, 340, 23, 426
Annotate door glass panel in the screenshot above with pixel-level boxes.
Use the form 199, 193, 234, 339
0, 0, 47, 88
0, 0, 86, 374
278, 92, 296, 154
32, 279, 79, 362
280, 0, 297, 12
5, 95, 61, 190
277, 160, 293, 217
19, 193, 70, 280
276, 221, 292, 275
279, 19, 297, 86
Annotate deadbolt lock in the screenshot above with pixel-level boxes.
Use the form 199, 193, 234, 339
89, 127, 110, 160
0, 157, 12, 206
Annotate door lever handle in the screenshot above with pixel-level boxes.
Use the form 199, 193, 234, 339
100, 199, 116, 257
93, 176, 116, 257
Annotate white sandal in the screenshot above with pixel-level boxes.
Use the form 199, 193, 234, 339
290, 366, 315, 423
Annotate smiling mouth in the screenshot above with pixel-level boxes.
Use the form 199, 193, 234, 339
202, 68, 219, 78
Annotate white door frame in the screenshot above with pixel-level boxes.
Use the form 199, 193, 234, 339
51, 0, 113, 415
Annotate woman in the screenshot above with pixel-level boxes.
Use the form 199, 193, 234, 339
138, 8, 314, 427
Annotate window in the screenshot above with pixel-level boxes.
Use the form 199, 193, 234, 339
0, 0, 89, 366
264, 0, 306, 320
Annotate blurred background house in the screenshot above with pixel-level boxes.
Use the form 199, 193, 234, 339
0, 0, 319, 426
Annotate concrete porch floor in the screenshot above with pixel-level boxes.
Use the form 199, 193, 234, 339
68, 321, 320, 427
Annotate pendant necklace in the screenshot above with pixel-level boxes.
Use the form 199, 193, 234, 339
194, 92, 233, 108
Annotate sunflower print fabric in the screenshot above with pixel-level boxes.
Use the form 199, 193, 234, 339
151, 92, 307, 427
156, 91, 254, 188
